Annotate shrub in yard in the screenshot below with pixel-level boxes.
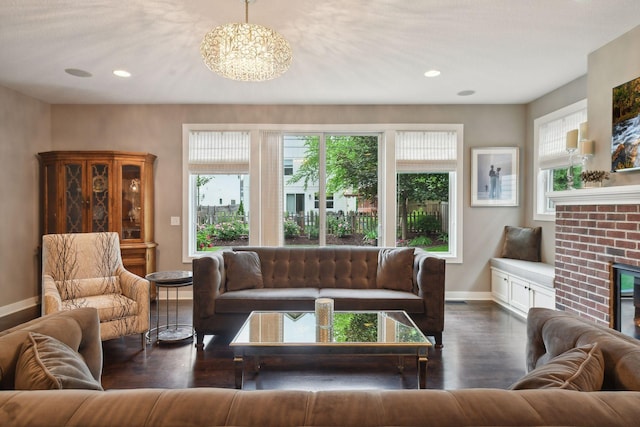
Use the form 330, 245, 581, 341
284, 219, 301, 238
414, 213, 441, 234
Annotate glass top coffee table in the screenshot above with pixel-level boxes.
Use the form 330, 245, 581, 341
230, 310, 431, 389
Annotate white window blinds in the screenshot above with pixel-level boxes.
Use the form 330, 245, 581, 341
538, 108, 587, 169
396, 131, 458, 172
188, 131, 250, 173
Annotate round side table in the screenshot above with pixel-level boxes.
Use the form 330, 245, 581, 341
146, 270, 193, 344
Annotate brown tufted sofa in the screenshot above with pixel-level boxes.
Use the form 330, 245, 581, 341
2, 307, 640, 426
192, 246, 446, 349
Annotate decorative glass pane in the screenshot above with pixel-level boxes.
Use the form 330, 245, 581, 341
91, 164, 109, 232
122, 165, 141, 239
65, 164, 83, 233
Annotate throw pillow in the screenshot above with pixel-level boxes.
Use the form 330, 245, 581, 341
377, 248, 415, 292
14, 332, 103, 390
500, 226, 542, 262
509, 343, 604, 391
223, 251, 264, 292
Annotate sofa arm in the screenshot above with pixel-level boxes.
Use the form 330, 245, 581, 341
42, 274, 62, 315
414, 252, 446, 331
193, 252, 224, 319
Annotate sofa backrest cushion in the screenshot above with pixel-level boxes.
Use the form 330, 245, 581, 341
234, 247, 379, 289
14, 332, 103, 391
510, 343, 604, 391
222, 251, 264, 292
377, 248, 415, 292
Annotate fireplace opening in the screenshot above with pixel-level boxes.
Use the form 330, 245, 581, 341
612, 263, 640, 339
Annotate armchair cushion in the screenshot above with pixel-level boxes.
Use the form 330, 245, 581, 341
223, 251, 263, 292
377, 248, 415, 292
14, 332, 103, 391
55, 277, 122, 300
510, 343, 604, 391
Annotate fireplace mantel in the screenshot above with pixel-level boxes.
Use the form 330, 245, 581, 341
548, 184, 640, 206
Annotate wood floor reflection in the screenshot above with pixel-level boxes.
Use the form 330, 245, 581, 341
100, 301, 528, 391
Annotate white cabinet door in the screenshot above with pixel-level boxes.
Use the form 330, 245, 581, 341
491, 268, 509, 304
531, 283, 556, 309
509, 277, 531, 315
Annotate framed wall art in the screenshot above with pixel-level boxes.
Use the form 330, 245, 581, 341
612, 75, 640, 172
471, 147, 519, 207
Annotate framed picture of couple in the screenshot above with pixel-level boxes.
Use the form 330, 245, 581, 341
471, 147, 519, 207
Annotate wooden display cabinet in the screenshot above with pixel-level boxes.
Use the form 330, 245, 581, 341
38, 151, 157, 296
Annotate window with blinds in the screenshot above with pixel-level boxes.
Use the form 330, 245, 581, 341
396, 131, 458, 171
188, 131, 250, 173
533, 99, 587, 220
538, 109, 587, 170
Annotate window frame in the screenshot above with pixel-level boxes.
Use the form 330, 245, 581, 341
533, 99, 587, 221
182, 123, 463, 263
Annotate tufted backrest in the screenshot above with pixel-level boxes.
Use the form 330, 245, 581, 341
234, 247, 380, 289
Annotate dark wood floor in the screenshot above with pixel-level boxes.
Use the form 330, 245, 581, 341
98, 300, 528, 391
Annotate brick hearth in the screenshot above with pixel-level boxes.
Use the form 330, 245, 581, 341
550, 185, 640, 327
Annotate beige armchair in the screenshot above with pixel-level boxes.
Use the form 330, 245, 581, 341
42, 232, 149, 346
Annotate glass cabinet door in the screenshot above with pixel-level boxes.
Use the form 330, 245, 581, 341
90, 162, 110, 232
121, 164, 142, 240
64, 163, 84, 232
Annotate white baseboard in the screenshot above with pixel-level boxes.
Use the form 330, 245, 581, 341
0, 297, 40, 317
445, 291, 493, 301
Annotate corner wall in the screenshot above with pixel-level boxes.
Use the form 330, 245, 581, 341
0, 86, 51, 315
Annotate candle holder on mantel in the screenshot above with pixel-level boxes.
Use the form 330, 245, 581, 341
566, 129, 579, 190
315, 298, 334, 342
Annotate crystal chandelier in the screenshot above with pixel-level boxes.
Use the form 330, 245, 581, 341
200, 0, 292, 82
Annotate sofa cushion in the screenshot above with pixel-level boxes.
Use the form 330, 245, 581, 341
216, 288, 321, 312
500, 226, 542, 262
14, 332, 103, 391
223, 251, 264, 292
377, 248, 415, 292
320, 288, 424, 312
510, 343, 604, 391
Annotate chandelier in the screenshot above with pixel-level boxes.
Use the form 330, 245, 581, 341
200, 0, 292, 82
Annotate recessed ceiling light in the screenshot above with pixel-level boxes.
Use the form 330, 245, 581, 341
424, 69, 441, 78
65, 68, 92, 78
113, 69, 132, 78
457, 90, 476, 96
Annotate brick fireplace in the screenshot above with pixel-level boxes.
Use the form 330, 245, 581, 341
550, 185, 640, 327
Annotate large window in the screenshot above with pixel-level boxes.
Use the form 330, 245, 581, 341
184, 131, 250, 256
533, 100, 587, 220
283, 134, 379, 246
396, 131, 458, 257
183, 124, 462, 262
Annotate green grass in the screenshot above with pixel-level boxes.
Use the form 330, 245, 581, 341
425, 244, 448, 252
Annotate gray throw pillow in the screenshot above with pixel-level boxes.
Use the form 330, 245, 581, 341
501, 226, 542, 262
509, 343, 604, 391
377, 248, 415, 292
223, 251, 264, 292
14, 332, 103, 390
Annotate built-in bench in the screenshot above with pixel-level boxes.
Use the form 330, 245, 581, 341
490, 257, 556, 317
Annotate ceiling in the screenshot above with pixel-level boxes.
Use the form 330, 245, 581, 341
1, 0, 639, 105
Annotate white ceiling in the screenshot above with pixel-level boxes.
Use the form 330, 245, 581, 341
1, 0, 639, 105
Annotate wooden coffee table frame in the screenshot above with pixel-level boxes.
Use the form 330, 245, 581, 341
230, 311, 431, 389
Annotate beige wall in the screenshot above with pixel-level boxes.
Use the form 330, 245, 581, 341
526, 76, 588, 263
50, 104, 526, 298
588, 24, 640, 185
0, 86, 51, 314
